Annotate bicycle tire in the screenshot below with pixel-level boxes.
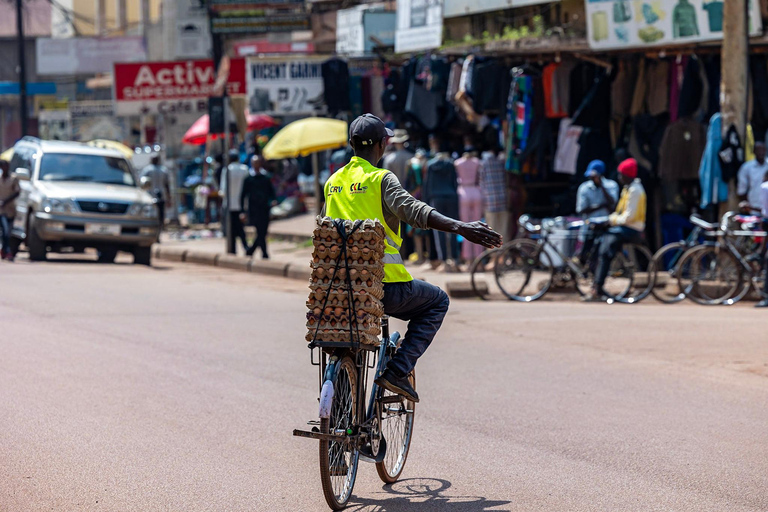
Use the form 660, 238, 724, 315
376, 371, 416, 484
469, 248, 502, 300
319, 356, 359, 510
614, 244, 654, 304
649, 242, 690, 304
575, 243, 646, 302
494, 241, 554, 302
678, 245, 743, 306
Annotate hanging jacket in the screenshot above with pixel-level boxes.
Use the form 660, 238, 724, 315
699, 113, 728, 208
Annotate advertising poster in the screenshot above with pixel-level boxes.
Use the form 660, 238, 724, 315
69, 101, 127, 143
246, 57, 325, 115
396, 0, 444, 53
586, 0, 763, 50
113, 59, 247, 116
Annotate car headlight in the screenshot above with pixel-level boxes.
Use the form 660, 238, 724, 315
42, 198, 78, 214
128, 203, 157, 218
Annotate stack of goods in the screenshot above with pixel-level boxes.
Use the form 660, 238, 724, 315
306, 217, 386, 346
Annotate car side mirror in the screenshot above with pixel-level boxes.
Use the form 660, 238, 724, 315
14, 168, 30, 181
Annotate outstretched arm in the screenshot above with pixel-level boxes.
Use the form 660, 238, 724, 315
426, 210, 503, 249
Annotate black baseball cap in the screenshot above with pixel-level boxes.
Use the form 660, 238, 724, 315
349, 114, 394, 147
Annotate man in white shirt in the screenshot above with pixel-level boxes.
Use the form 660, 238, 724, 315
140, 154, 171, 231
738, 142, 768, 212
221, 150, 250, 253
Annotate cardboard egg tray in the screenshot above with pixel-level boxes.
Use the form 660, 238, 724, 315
307, 217, 386, 347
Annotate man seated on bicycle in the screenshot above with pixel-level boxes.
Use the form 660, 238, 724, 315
585, 158, 646, 301
574, 160, 619, 265
324, 114, 502, 402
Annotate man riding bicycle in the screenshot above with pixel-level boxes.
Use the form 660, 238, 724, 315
324, 114, 502, 402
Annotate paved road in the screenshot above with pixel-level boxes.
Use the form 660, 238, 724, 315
2, 253, 768, 511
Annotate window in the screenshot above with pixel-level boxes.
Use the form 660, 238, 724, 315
38, 153, 136, 186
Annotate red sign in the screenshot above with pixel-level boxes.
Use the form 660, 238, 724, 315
113, 59, 246, 115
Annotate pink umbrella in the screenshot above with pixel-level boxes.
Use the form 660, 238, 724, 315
182, 113, 278, 145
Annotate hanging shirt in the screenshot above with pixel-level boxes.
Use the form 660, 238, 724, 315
737, 159, 768, 209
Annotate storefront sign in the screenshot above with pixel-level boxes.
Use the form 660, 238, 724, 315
113, 59, 247, 116
246, 57, 324, 115
444, 0, 558, 19
36, 37, 147, 76
209, 0, 303, 9
585, 0, 763, 50
337, 7, 396, 55
396, 0, 444, 53
69, 101, 127, 142
211, 13, 310, 34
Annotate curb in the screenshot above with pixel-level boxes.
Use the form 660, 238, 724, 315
250, 259, 290, 277
217, 254, 251, 272
184, 251, 219, 266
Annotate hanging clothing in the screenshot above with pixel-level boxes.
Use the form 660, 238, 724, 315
720, 125, 746, 184
668, 56, 688, 123
678, 57, 704, 120
321, 58, 350, 114
658, 118, 707, 181
543, 63, 567, 118
700, 113, 728, 208
554, 118, 583, 175
446, 61, 462, 103
455, 155, 484, 261
472, 61, 511, 114
505, 71, 534, 174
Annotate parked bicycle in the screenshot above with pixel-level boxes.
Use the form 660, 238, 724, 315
294, 316, 415, 510
675, 212, 767, 306
493, 215, 653, 303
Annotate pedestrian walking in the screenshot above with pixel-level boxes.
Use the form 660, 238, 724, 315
221, 149, 250, 254
241, 154, 276, 258
405, 149, 430, 264
0, 160, 20, 261
140, 154, 171, 232
382, 129, 414, 185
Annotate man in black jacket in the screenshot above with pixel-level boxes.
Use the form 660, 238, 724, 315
240, 155, 276, 258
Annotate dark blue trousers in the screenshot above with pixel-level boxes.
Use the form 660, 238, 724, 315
0, 215, 11, 255
595, 226, 642, 288
382, 279, 450, 376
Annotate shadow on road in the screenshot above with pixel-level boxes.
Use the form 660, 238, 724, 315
345, 478, 511, 511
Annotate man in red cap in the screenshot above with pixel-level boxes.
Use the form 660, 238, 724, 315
586, 158, 647, 301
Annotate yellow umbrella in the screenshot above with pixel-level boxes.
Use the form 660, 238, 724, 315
87, 139, 135, 159
263, 118, 348, 215
262, 118, 348, 160
0, 148, 12, 162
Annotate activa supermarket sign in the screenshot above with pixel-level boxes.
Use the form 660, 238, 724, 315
114, 59, 246, 116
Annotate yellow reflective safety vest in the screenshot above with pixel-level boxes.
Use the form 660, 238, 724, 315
324, 156, 413, 283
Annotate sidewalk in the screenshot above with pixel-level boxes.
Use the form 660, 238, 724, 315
154, 212, 484, 298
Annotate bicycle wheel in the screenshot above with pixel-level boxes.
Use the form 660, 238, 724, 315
376, 371, 416, 484
614, 244, 654, 304
650, 242, 691, 303
319, 356, 359, 510
494, 241, 554, 302
678, 245, 743, 305
469, 248, 502, 300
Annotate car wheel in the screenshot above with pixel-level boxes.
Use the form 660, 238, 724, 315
27, 217, 47, 261
133, 246, 151, 266
97, 247, 118, 263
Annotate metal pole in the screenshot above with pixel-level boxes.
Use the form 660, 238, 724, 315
15, 0, 28, 137
312, 152, 322, 216
225, 95, 235, 254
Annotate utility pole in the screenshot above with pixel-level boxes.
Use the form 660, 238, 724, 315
16, 0, 28, 137
721, 0, 749, 139
720, 0, 749, 208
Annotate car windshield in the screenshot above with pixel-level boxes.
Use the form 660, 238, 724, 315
38, 153, 136, 186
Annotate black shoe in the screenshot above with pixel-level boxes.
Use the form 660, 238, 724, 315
755, 299, 768, 308
375, 369, 419, 403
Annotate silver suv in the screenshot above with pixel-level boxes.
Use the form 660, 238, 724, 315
10, 137, 158, 264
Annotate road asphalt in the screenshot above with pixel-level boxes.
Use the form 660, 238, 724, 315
1, 252, 767, 511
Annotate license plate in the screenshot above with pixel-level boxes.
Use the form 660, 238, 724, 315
85, 223, 121, 236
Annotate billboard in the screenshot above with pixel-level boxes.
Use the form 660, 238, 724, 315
36, 37, 147, 76
114, 59, 247, 116
444, 0, 559, 19
337, 7, 396, 55
246, 57, 324, 115
585, 0, 763, 50
69, 101, 127, 142
396, 0, 444, 53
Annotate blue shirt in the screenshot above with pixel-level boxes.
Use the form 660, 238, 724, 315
576, 178, 620, 219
